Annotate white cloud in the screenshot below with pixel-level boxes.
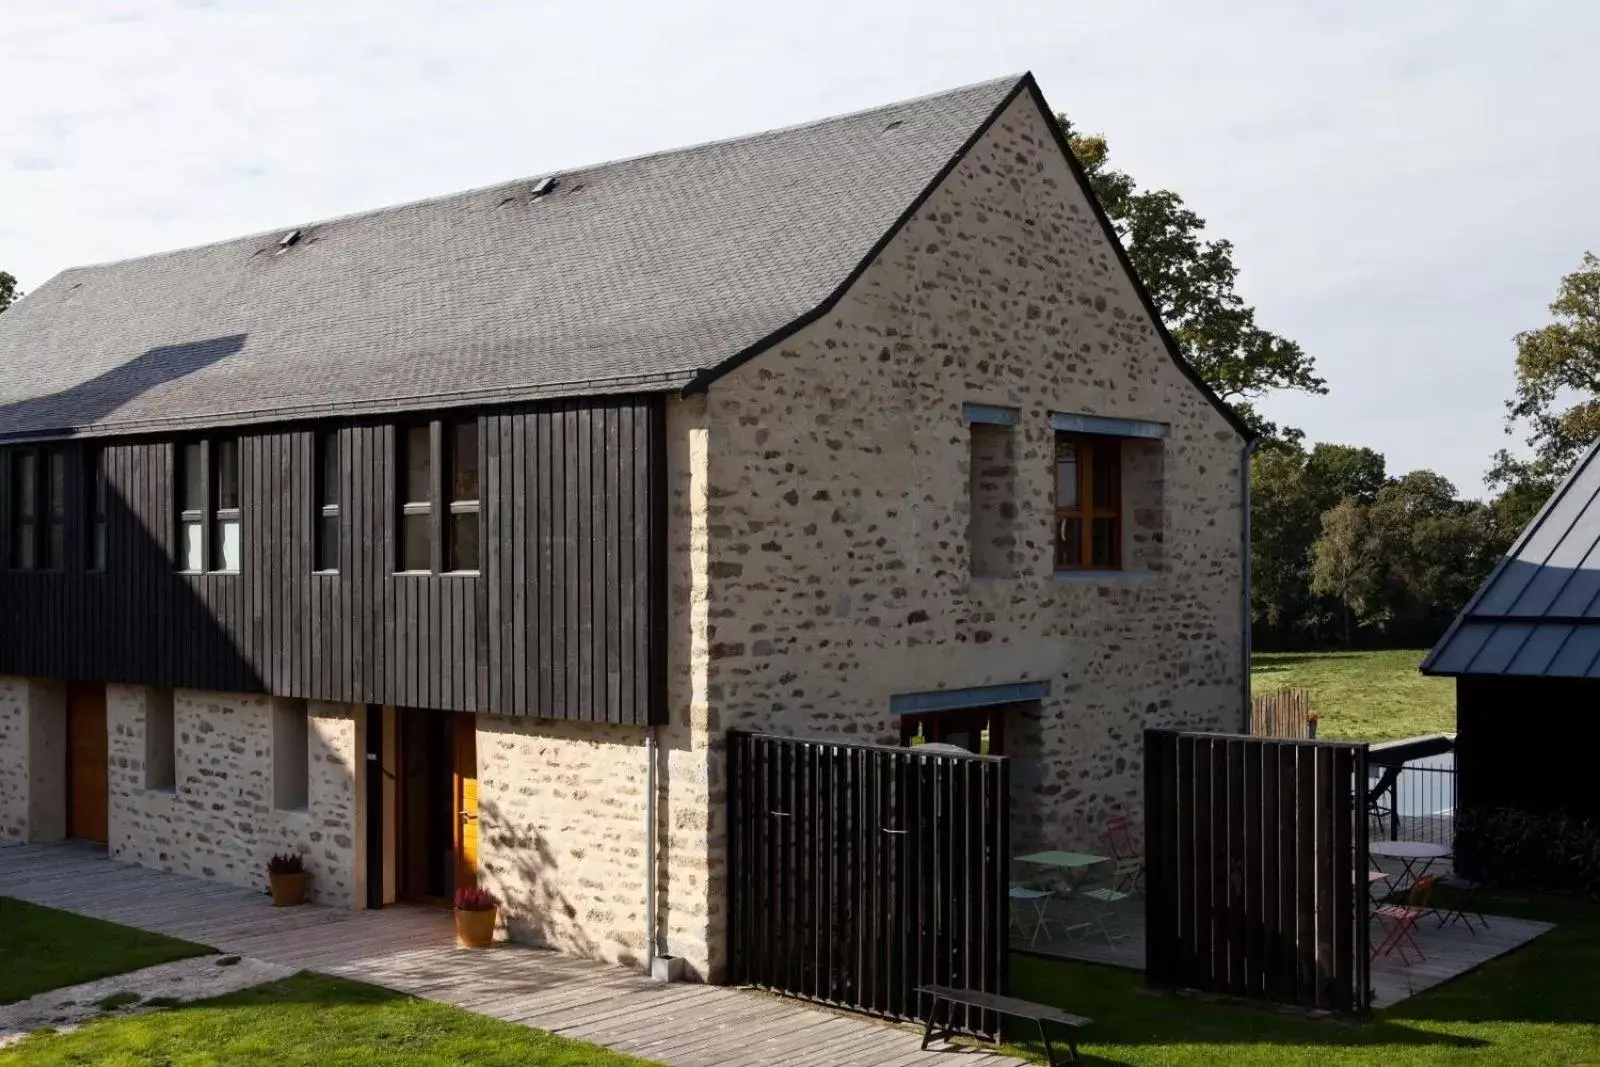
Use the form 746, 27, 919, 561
4, 0, 1598, 494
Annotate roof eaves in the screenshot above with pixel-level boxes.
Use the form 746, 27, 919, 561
680, 75, 1031, 397
0, 369, 695, 445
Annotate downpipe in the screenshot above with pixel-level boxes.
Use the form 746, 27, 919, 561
1241, 436, 1260, 734
644, 724, 658, 973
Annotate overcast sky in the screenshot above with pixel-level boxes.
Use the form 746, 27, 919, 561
5, 1, 1597, 496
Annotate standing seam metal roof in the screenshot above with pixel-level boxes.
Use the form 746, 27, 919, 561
1423, 439, 1600, 678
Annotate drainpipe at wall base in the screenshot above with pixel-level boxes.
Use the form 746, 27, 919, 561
644, 725, 659, 975
1241, 436, 1261, 734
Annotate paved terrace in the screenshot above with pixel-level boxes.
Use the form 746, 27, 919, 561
0, 841, 1023, 1067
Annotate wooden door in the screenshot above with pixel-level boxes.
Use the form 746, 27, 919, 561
66, 683, 109, 843
453, 713, 479, 892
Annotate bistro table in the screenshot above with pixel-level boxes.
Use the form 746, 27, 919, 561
1017, 851, 1110, 891
1369, 840, 1450, 893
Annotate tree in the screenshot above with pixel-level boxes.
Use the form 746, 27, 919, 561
0, 271, 17, 315
1494, 251, 1600, 493
1059, 119, 1325, 439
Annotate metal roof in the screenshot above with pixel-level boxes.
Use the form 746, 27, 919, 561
0, 76, 1026, 441
1423, 439, 1600, 678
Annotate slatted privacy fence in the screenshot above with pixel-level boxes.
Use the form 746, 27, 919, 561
1251, 688, 1312, 739
726, 731, 1009, 1040
1144, 729, 1371, 1016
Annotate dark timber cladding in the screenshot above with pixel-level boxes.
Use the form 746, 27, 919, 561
1143, 729, 1371, 1016
0, 395, 666, 725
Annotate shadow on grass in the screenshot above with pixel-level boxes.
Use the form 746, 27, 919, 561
1005, 891, 1600, 1064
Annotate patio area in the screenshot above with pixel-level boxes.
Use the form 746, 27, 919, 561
1011, 861, 1555, 1010
0, 840, 1023, 1067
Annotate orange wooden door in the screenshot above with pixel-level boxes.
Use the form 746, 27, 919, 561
453, 713, 479, 892
66, 683, 109, 843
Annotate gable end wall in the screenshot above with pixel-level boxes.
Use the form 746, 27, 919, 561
690, 89, 1245, 852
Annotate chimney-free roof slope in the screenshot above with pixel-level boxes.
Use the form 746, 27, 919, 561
1425, 439, 1600, 678
0, 76, 1023, 440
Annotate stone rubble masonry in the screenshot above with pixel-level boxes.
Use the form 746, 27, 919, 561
691, 88, 1246, 871
105, 686, 362, 908
0, 676, 65, 843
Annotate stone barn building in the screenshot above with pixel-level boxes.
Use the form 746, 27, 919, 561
0, 72, 1252, 981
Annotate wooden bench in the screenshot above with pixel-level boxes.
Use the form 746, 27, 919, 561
917, 984, 1091, 1065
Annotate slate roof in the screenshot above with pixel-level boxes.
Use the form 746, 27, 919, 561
1423, 440, 1600, 678
0, 75, 1027, 441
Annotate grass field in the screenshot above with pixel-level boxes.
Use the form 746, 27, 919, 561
1252, 649, 1454, 742
1009, 890, 1600, 1065
0, 972, 658, 1066
0, 897, 211, 1006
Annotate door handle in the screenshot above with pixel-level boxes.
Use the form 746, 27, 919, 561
459, 811, 478, 821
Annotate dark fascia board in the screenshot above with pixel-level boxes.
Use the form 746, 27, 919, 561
684, 72, 1256, 446
1420, 437, 1600, 675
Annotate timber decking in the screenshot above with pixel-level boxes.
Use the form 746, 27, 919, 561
1016, 885, 1554, 1009
0, 842, 1021, 1067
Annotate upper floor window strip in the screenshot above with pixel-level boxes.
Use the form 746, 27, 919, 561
315, 430, 340, 572
397, 417, 479, 575
9, 446, 65, 572
86, 447, 107, 572
178, 438, 240, 573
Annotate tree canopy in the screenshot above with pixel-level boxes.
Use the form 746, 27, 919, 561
0, 270, 17, 315
1058, 117, 1324, 440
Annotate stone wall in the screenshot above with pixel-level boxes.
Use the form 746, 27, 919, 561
106, 686, 362, 907
475, 715, 653, 969
694, 89, 1247, 857
0, 675, 65, 843
0, 676, 26, 840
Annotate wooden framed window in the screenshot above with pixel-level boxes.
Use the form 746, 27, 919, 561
315, 430, 340, 572
86, 447, 108, 571
177, 438, 241, 573
1054, 434, 1121, 570
9, 446, 65, 571
397, 417, 480, 574
398, 424, 434, 572
446, 420, 479, 573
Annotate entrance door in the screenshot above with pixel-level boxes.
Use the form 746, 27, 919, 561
454, 713, 479, 892
66, 683, 109, 843
396, 709, 478, 905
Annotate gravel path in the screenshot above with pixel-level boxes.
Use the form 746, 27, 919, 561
0, 954, 293, 1048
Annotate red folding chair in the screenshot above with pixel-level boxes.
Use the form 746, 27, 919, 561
1373, 874, 1437, 965
1104, 816, 1144, 895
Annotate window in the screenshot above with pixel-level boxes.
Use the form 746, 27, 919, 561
315, 431, 340, 572
966, 417, 1017, 579
447, 420, 480, 572
272, 698, 309, 811
399, 424, 433, 572
144, 687, 175, 791
86, 447, 108, 571
397, 417, 480, 574
177, 438, 241, 572
9, 447, 65, 571
901, 706, 1006, 755
1054, 434, 1121, 570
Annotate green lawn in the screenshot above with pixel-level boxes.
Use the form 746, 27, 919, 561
0, 971, 658, 1066
1010, 891, 1600, 1065
1252, 649, 1454, 742
0, 897, 211, 1005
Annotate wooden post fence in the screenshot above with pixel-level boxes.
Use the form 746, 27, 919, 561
1251, 688, 1313, 739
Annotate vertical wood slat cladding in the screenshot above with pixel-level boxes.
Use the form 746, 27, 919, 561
0, 395, 665, 724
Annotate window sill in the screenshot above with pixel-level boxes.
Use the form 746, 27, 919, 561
312, 569, 339, 577
1052, 569, 1155, 583
143, 786, 177, 797
274, 805, 310, 819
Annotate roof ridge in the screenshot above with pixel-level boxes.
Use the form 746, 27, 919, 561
52, 73, 1028, 280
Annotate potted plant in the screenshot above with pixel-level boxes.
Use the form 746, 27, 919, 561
267, 853, 307, 907
454, 886, 498, 948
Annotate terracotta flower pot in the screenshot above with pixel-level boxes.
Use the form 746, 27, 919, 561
269, 871, 307, 907
455, 906, 497, 948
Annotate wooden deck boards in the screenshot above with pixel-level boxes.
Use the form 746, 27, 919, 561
1016, 888, 1553, 1010
0, 842, 1021, 1066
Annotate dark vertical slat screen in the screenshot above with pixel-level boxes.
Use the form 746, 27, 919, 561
726, 731, 1007, 1040
1145, 729, 1371, 1016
